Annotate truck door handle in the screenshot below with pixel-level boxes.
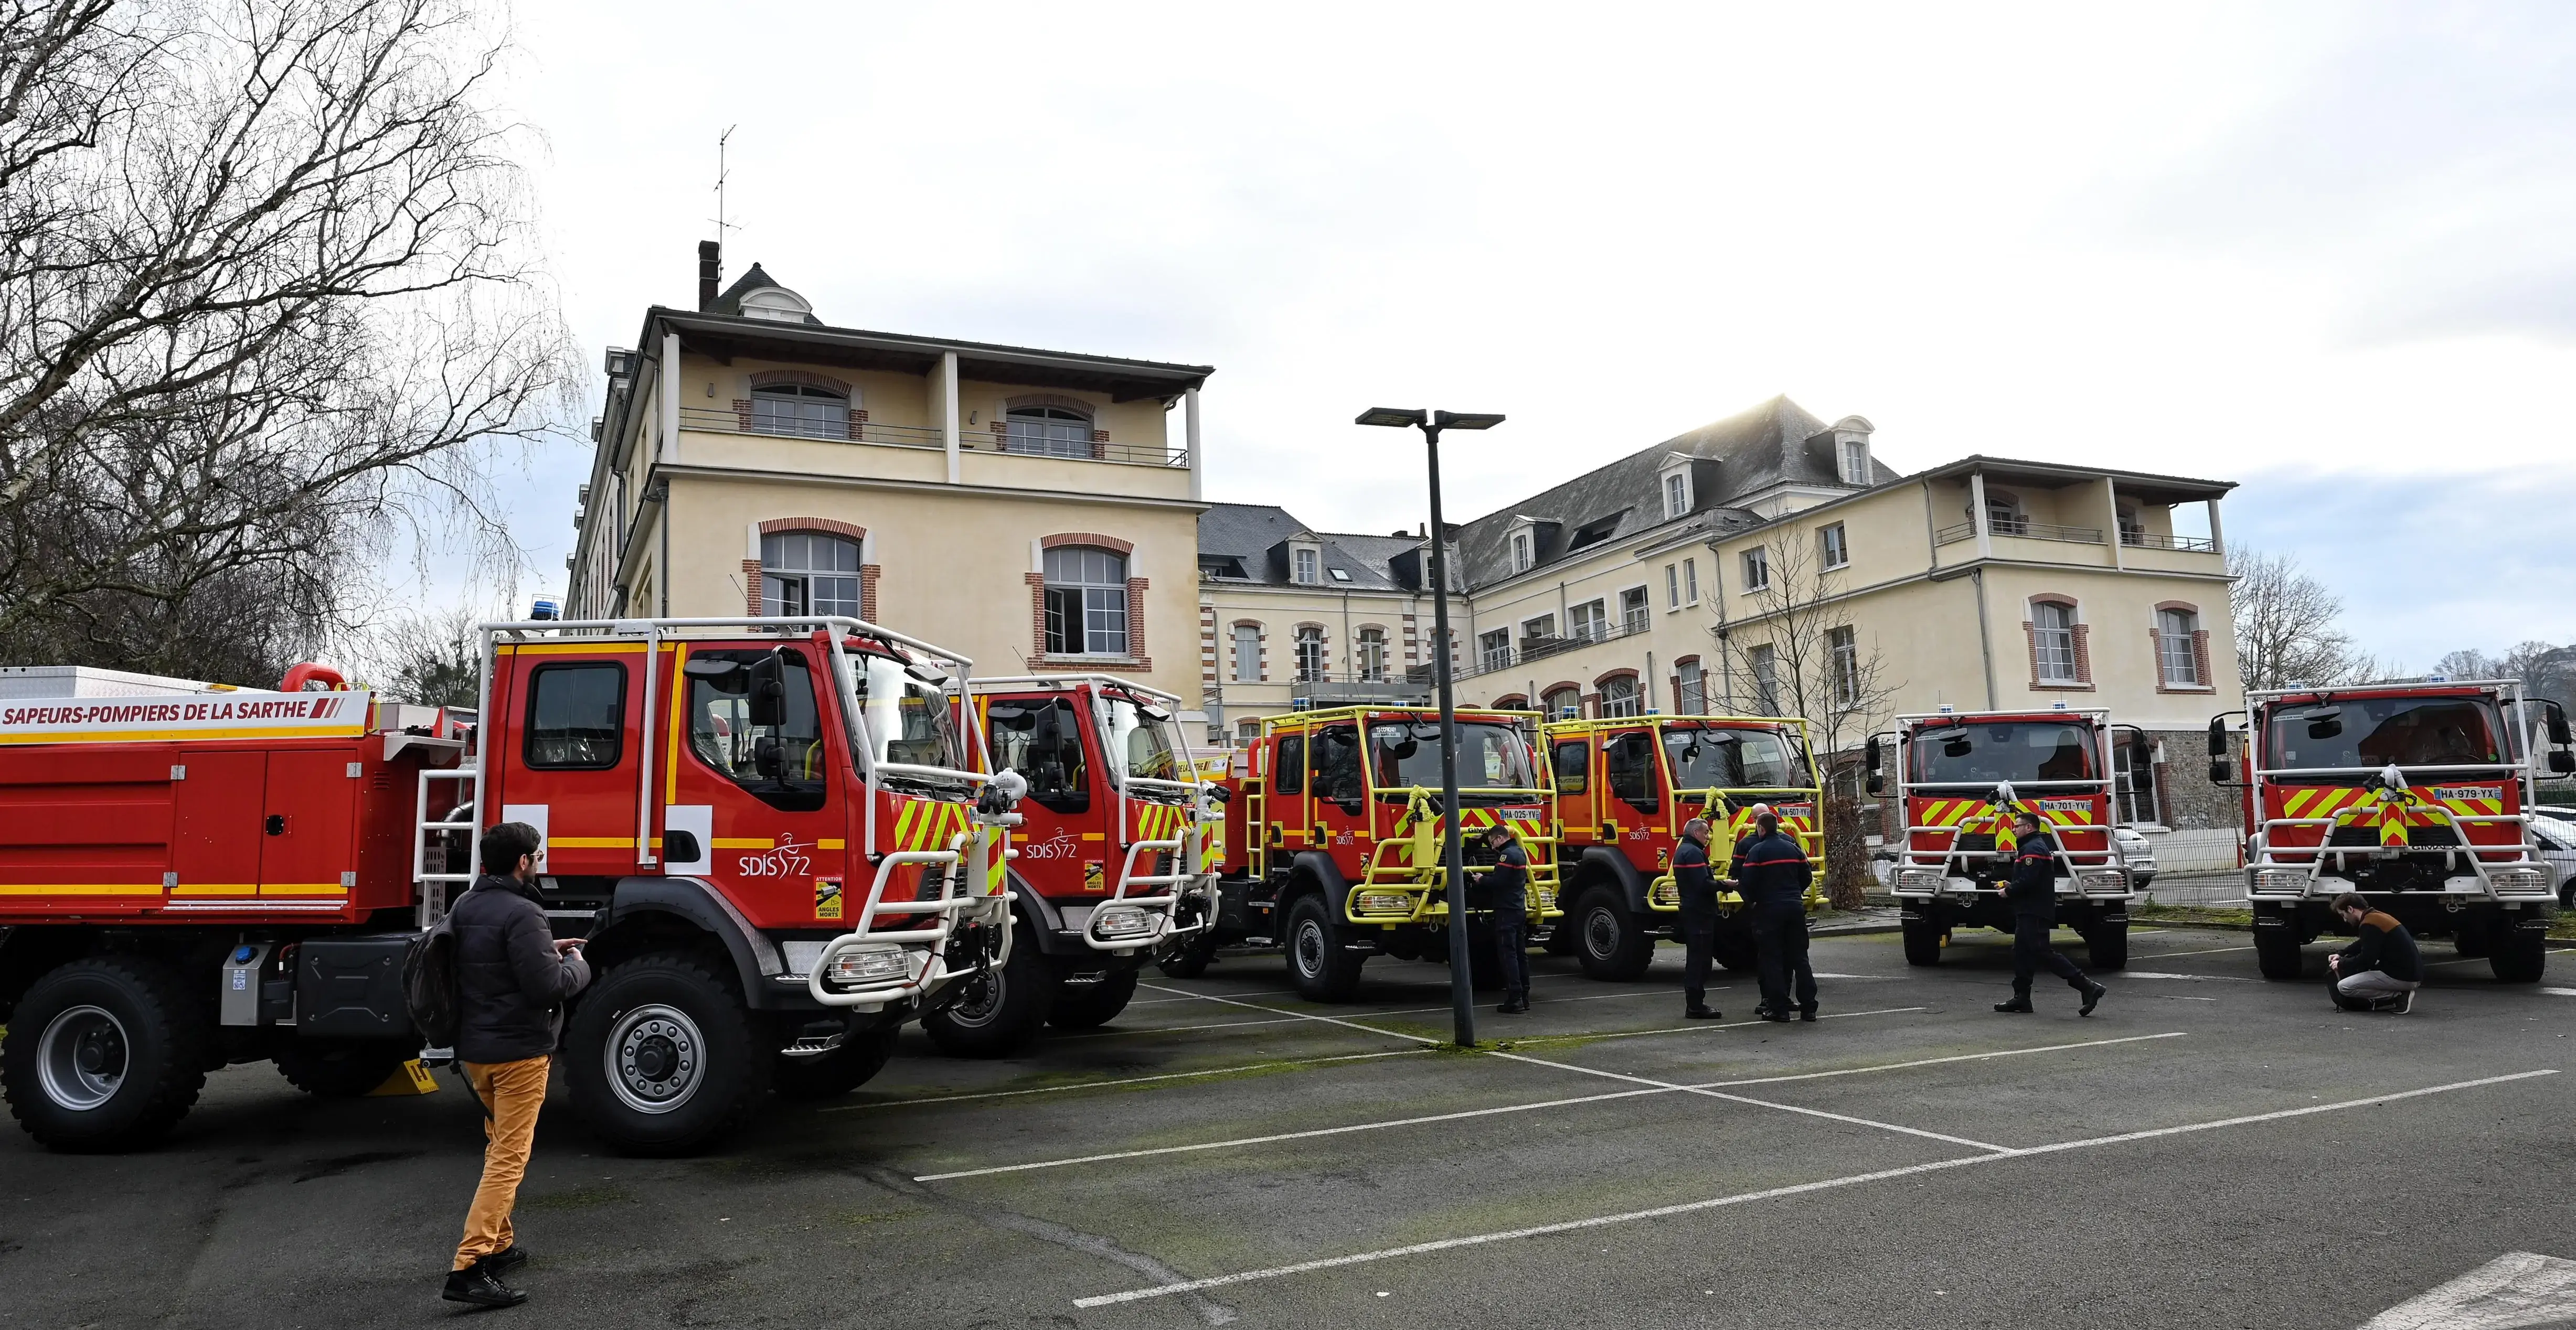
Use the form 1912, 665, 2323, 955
264, 814, 287, 836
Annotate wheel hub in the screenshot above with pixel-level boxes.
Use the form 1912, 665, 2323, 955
606, 1004, 704, 1115
947, 972, 1004, 1026
1584, 908, 1620, 958
1294, 920, 1325, 977
37, 1005, 130, 1112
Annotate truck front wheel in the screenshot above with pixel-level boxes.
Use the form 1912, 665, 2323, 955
921, 930, 1056, 1057
1050, 969, 1141, 1029
1156, 929, 1221, 980
1284, 894, 1366, 1001
2085, 921, 2128, 971
1902, 919, 1943, 966
2489, 929, 2547, 984
566, 953, 770, 1156
2, 957, 212, 1151
773, 1027, 899, 1100
2254, 925, 2304, 980
1572, 888, 1654, 981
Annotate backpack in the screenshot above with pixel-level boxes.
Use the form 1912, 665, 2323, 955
401, 908, 465, 1049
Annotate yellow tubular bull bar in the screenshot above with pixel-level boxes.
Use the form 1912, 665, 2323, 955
1343, 787, 1562, 928
1642, 787, 1828, 916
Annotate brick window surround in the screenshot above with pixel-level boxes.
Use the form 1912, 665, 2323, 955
1669, 654, 1703, 714
1228, 619, 1269, 683
1492, 694, 1530, 711
749, 518, 878, 622
993, 393, 1112, 452
1029, 533, 1151, 671
1540, 681, 1583, 719
1290, 621, 1330, 683
739, 370, 864, 441
2024, 593, 2094, 691
2151, 600, 2216, 693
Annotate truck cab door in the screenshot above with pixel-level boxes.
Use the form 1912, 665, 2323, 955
667, 643, 850, 930
1311, 723, 1364, 861
983, 695, 1105, 898
1550, 736, 1595, 849
1603, 727, 1663, 868
487, 647, 644, 879
1271, 729, 1310, 852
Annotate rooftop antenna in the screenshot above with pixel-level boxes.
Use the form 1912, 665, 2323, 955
709, 125, 740, 265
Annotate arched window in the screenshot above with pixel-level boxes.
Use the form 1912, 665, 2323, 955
1599, 674, 1640, 718
762, 531, 861, 618
1356, 627, 1388, 681
751, 382, 847, 439
2032, 600, 2079, 684
1982, 490, 2027, 537
1544, 685, 1581, 719
1675, 658, 1705, 715
1294, 626, 1326, 682
1043, 546, 1129, 655
1008, 405, 1093, 458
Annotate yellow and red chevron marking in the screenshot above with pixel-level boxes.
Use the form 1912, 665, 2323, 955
889, 798, 970, 853
1386, 806, 1513, 867
1130, 803, 1191, 844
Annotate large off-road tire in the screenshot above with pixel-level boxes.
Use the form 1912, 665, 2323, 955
1284, 893, 1366, 1001
773, 1027, 899, 1100
2085, 921, 2128, 972
2489, 930, 2547, 984
1049, 969, 1141, 1029
1542, 924, 1579, 956
922, 930, 1057, 1057
1902, 920, 1943, 967
565, 953, 770, 1156
2452, 920, 2491, 959
273, 1039, 419, 1098
1156, 930, 1221, 980
1572, 887, 1654, 981
2254, 927, 2305, 980
1712, 920, 1758, 972
2, 957, 212, 1151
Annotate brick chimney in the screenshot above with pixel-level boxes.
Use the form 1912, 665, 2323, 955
697, 240, 721, 311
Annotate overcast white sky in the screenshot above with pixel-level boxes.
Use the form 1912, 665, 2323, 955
478, 1, 2576, 668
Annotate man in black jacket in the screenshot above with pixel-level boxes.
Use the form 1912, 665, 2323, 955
2326, 892, 2421, 1012
1994, 810, 2105, 1015
1672, 818, 1723, 1020
1734, 812, 1817, 1022
443, 822, 591, 1309
1475, 822, 1533, 1014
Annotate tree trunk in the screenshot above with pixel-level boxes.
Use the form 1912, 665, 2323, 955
1823, 791, 1870, 910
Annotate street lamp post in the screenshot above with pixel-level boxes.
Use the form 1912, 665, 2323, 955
1357, 406, 1505, 1049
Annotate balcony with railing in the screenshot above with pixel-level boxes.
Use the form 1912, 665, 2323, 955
2119, 529, 2217, 552
675, 405, 1187, 468
1933, 519, 2103, 546
1442, 613, 1656, 684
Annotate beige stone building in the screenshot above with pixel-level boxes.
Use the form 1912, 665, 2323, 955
1194, 504, 1449, 742
566, 244, 1213, 712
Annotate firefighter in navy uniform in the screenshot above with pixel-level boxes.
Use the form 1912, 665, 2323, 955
1673, 818, 1723, 1020
1995, 809, 2107, 1015
1734, 811, 1818, 1022
1475, 822, 1534, 1014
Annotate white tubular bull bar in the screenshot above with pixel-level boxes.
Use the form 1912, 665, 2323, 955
1891, 780, 2129, 899
1087, 811, 1216, 952
808, 827, 1016, 1010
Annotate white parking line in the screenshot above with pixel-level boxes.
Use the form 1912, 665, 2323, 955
823, 1049, 1431, 1112
1136, 984, 1434, 1044
1576, 1005, 1930, 1042
1487, 1049, 2014, 1153
1072, 1069, 2560, 1308
2132, 945, 2255, 960
911, 1020, 2149, 1184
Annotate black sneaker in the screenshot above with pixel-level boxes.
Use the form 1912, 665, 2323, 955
488, 1245, 528, 1274
1993, 997, 2034, 1014
1756, 1006, 1791, 1024
2079, 983, 2106, 1016
442, 1261, 527, 1309
1798, 1006, 1818, 1022
1496, 1000, 1526, 1015
1685, 1006, 1723, 1020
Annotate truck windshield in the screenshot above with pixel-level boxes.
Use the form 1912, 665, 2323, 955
1100, 694, 1189, 788
1910, 721, 2098, 785
2264, 696, 2502, 771
1368, 721, 1536, 791
848, 650, 967, 781
1664, 724, 1808, 789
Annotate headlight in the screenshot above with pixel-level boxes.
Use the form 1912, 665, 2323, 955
1092, 905, 1154, 937
1355, 892, 1414, 915
1534, 885, 1557, 909
2251, 867, 2309, 893
1894, 867, 1945, 891
2486, 866, 2549, 892
2078, 868, 2127, 892
1650, 879, 1679, 905
825, 943, 911, 984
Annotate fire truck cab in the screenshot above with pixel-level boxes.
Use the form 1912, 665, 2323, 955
0, 615, 1014, 1155
1233, 706, 1559, 1001
1542, 713, 1825, 981
1872, 706, 2136, 969
927, 676, 1222, 1055
2216, 678, 2571, 982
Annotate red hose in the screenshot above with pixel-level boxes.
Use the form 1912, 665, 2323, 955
279, 662, 348, 692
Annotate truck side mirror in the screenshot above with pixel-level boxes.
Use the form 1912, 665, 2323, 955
2552, 750, 2575, 776
753, 736, 785, 781
2206, 715, 2227, 758
1865, 773, 1883, 796
748, 651, 786, 728
1864, 736, 1882, 773
2207, 757, 2229, 785
2547, 702, 2572, 747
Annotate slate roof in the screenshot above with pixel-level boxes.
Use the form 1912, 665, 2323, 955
708, 262, 822, 324
1452, 395, 1899, 589
1197, 503, 1422, 592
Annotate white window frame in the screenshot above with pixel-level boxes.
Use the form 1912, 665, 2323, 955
1478, 628, 1513, 672
1569, 599, 1607, 642
1509, 529, 1534, 574
1294, 626, 1326, 682
1665, 563, 1680, 609
1231, 623, 1261, 683
2033, 601, 2079, 684
2157, 608, 2201, 686
1521, 614, 1556, 644
1819, 522, 1848, 570
1748, 643, 1780, 716
1828, 625, 1858, 707
1663, 470, 1689, 520
1618, 585, 1651, 635
1742, 545, 1770, 592
1599, 674, 1641, 718
1356, 627, 1388, 681
1839, 437, 1870, 484
1293, 546, 1320, 585
1677, 658, 1705, 714
1683, 557, 1698, 604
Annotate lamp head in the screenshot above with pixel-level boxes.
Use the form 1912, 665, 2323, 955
1432, 411, 1505, 431
1355, 407, 1429, 429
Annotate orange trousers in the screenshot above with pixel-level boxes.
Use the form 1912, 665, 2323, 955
453, 1056, 550, 1271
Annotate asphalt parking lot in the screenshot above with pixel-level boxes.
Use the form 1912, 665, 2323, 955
3, 926, 2570, 1329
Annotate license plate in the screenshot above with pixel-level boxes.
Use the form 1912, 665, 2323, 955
1503, 808, 1542, 822
2432, 786, 2502, 801
2040, 799, 2091, 813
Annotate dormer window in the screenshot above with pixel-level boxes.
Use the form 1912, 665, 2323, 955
1838, 438, 1871, 484
1658, 458, 1695, 520
738, 285, 815, 323
1294, 546, 1320, 585
1566, 513, 1623, 552
1508, 529, 1534, 574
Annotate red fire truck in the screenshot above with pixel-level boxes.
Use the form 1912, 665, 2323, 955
1871, 706, 2136, 969
1226, 706, 1559, 1000
1541, 713, 1825, 980
0, 614, 1013, 1154
922, 676, 1222, 1055
2215, 678, 2572, 982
